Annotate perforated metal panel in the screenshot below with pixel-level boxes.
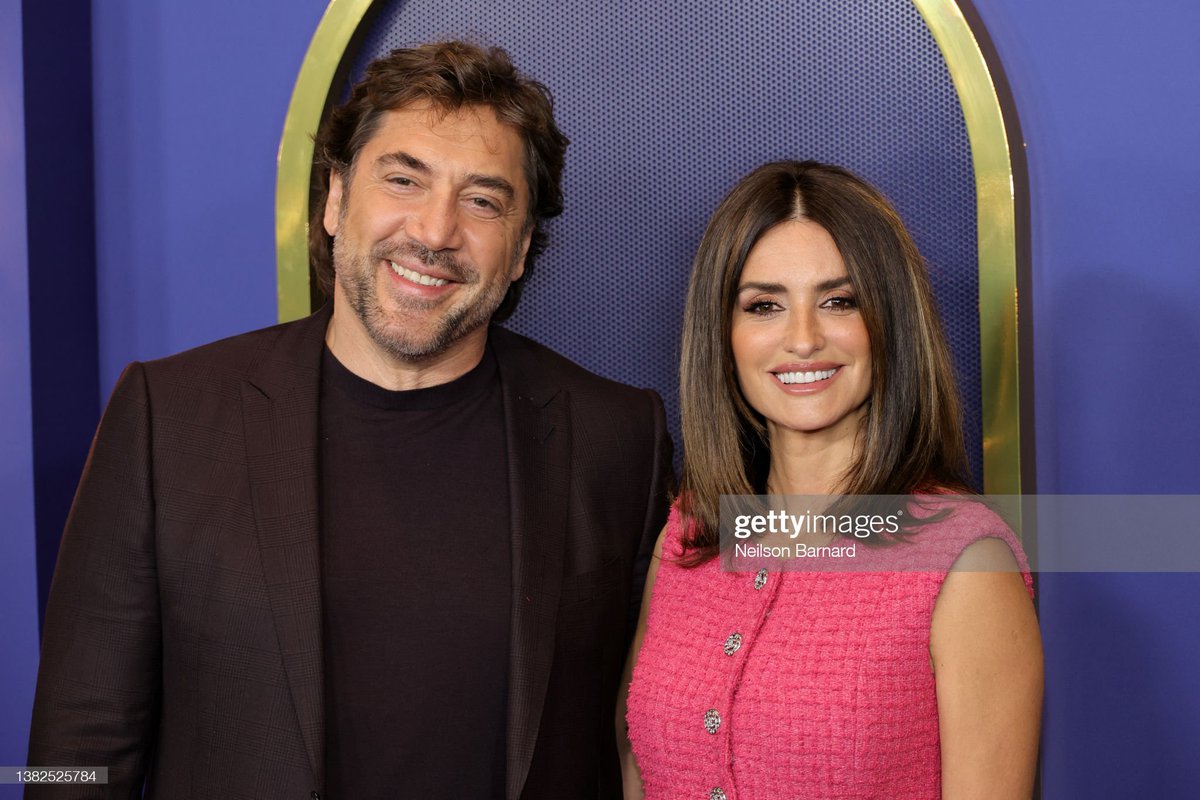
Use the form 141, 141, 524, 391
349, 0, 983, 486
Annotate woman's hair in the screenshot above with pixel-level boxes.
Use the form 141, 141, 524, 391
677, 160, 970, 562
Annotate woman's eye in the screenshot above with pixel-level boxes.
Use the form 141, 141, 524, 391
744, 300, 781, 315
823, 295, 858, 311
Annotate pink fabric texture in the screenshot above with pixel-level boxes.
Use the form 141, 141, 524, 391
626, 499, 1033, 800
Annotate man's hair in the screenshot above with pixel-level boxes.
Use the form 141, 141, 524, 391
309, 41, 569, 321
676, 161, 971, 562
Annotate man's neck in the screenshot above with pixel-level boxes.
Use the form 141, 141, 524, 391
324, 304, 488, 391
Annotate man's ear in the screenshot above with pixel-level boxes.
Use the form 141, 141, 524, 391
323, 172, 345, 236
512, 227, 533, 281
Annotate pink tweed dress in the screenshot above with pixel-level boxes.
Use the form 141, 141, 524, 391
625, 500, 1032, 800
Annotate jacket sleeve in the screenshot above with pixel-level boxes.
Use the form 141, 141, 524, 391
26, 362, 161, 798
627, 388, 675, 639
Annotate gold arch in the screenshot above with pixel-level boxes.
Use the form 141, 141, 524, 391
275, 0, 1028, 496
914, 0, 1027, 496
275, 0, 376, 323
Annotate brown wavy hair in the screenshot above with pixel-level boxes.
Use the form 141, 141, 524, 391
309, 40, 569, 321
677, 161, 971, 562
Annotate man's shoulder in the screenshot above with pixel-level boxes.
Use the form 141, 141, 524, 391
489, 324, 658, 407
137, 310, 326, 390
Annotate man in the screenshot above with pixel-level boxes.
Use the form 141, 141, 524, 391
28, 42, 672, 799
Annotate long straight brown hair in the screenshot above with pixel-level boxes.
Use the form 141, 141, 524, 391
677, 161, 971, 563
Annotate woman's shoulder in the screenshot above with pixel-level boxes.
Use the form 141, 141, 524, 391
911, 492, 1013, 532
664, 499, 686, 539
661, 495, 709, 559
908, 493, 1033, 595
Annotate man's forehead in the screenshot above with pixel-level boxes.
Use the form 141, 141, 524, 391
363, 103, 524, 167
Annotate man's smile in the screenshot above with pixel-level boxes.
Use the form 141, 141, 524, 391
389, 259, 451, 287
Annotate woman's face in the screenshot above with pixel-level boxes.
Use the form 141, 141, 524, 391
730, 219, 872, 447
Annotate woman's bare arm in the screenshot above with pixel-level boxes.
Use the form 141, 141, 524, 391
931, 537, 1043, 799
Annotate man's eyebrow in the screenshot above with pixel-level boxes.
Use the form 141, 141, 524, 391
377, 151, 429, 173
375, 152, 515, 201
464, 172, 515, 201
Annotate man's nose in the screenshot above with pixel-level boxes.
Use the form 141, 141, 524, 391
407, 191, 461, 251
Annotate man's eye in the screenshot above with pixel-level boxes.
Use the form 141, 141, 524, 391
388, 176, 415, 187
468, 196, 501, 215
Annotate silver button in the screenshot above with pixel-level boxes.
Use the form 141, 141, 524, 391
754, 568, 768, 590
704, 708, 721, 734
723, 632, 743, 656
710, 789, 727, 800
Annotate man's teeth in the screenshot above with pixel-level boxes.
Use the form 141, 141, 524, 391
777, 368, 837, 385
390, 261, 448, 287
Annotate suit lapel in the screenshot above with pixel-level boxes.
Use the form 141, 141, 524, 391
242, 308, 329, 787
493, 327, 570, 800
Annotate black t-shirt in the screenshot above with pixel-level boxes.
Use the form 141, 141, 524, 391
320, 343, 510, 798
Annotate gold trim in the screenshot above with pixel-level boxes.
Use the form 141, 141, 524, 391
275, 0, 376, 322
912, 0, 1023, 497
275, 0, 1025, 498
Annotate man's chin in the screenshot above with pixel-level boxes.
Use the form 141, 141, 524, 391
365, 316, 486, 364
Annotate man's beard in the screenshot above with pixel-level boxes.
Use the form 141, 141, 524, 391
333, 236, 513, 362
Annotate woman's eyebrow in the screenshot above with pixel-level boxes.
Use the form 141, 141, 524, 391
737, 276, 851, 294
814, 276, 852, 292
737, 281, 787, 294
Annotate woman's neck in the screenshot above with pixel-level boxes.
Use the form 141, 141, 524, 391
764, 421, 862, 496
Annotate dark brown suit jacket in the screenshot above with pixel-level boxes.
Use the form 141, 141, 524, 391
27, 308, 673, 799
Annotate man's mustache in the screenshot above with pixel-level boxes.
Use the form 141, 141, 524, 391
372, 240, 474, 283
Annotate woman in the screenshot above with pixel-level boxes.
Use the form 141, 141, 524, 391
620, 161, 1042, 799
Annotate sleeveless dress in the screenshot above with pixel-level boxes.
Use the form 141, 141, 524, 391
625, 499, 1033, 800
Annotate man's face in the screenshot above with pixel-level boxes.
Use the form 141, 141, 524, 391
324, 103, 532, 365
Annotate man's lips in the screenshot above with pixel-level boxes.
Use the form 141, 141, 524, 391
388, 259, 452, 287
374, 240, 470, 287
